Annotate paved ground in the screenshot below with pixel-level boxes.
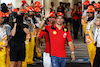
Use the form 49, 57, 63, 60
28, 63, 90, 67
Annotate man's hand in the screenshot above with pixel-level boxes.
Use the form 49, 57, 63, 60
0, 47, 3, 51
71, 54, 75, 62
13, 18, 17, 23
45, 9, 50, 18
73, 9, 76, 13
37, 47, 42, 53
74, 45, 80, 50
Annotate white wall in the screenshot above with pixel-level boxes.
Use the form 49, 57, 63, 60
15, 0, 43, 8
1, 0, 16, 7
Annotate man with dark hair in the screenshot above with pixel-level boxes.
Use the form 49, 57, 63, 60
57, 2, 67, 19
50, 2, 55, 12
91, 1, 95, 6
37, 11, 55, 67
71, 4, 80, 39
65, 3, 72, 33
39, 10, 75, 67
82, 5, 96, 67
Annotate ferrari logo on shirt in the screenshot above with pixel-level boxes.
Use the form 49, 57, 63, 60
63, 33, 67, 38
53, 31, 57, 35
64, 28, 67, 32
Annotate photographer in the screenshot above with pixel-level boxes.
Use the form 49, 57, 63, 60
10, 13, 29, 67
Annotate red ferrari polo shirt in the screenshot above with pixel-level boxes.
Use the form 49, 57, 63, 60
38, 30, 50, 53
71, 9, 80, 19
45, 24, 72, 58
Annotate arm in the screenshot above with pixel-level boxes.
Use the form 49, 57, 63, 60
36, 30, 44, 53
64, 9, 68, 19
23, 28, 30, 34
68, 41, 75, 62
39, 19, 46, 30
71, 9, 76, 17
67, 30, 75, 62
39, 9, 50, 30
11, 19, 17, 37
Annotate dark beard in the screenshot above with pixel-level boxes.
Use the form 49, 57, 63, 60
87, 17, 94, 21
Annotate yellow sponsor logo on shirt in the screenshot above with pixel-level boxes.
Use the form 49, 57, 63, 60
53, 31, 57, 35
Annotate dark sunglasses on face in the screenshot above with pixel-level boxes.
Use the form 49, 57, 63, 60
87, 12, 93, 13
49, 17, 55, 18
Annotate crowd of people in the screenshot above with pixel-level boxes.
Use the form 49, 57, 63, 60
1, 0, 100, 67
0, 0, 77, 67
82, 0, 100, 67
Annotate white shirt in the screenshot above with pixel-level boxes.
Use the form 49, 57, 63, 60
49, 6, 55, 12
96, 28, 100, 47
65, 8, 72, 18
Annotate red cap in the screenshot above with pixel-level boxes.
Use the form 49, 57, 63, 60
22, 0, 26, 5
87, 5, 95, 13
35, 1, 40, 5
94, 3, 100, 8
0, 11, 5, 17
83, 0, 90, 6
25, 6, 33, 11
57, 12, 64, 16
34, 7, 41, 12
49, 12, 55, 17
13, 8, 18, 13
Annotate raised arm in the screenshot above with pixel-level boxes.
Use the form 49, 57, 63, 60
39, 9, 51, 30
11, 18, 17, 37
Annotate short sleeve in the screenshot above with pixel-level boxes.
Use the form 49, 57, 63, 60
45, 25, 51, 32
71, 10, 73, 16
66, 30, 72, 42
4, 24, 11, 36
38, 30, 44, 38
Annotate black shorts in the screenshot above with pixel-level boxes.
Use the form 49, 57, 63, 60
66, 18, 72, 23
10, 42, 25, 62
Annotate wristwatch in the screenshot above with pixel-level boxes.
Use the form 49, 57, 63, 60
71, 52, 75, 54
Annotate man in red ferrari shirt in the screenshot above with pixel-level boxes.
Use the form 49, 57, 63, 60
71, 4, 80, 39
39, 10, 75, 67
37, 11, 55, 67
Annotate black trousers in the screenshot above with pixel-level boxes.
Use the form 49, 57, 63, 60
73, 19, 80, 39
93, 48, 100, 67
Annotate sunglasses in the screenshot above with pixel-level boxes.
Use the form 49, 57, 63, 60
49, 17, 55, 18
87, 12, 93, 13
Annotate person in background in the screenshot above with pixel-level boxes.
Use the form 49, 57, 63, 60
0, 11, 11, 67
37, 11, 55, 67
82, 5, 96, 67
57, 2, 68, 19
93, 15, 100, 67
71, 4, 80, 39
10, 11, 29, 67
78, 2, 82, 37
50, 2, 56, 12
65, 3, 72, 34
91, 1, 95, 6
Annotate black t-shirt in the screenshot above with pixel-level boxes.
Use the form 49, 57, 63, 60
57, 6, 65, 14
11, 24, 26, 44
